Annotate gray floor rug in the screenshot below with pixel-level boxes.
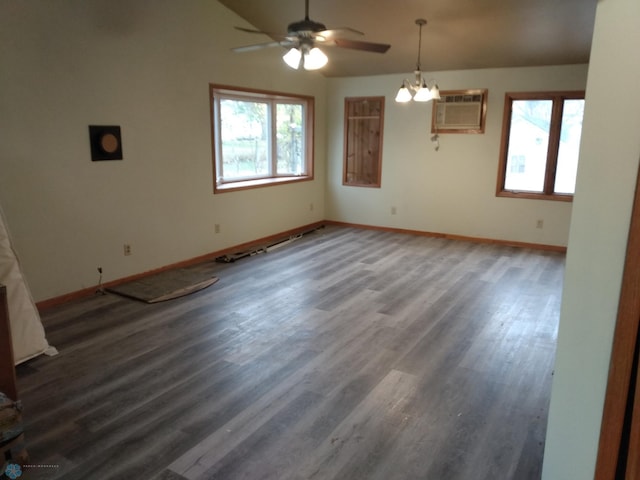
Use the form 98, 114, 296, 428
107, 268, 218, 303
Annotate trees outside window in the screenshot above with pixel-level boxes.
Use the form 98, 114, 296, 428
210, 85, 314, 193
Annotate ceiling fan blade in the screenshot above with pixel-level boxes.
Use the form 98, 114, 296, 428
232, 41, 288, 53
332, 38, 391, 53
234, 26, 274, 35
234, 26, 291, 40
235, 26, 264, 33
317, 27, 364, 39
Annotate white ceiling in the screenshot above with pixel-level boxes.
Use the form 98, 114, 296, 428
218, 0, 598, 77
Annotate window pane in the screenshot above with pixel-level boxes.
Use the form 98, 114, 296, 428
554, 99, 584, 194
276, 103, 304, 175
220, 99, 269, 179
504, 100, 553, 192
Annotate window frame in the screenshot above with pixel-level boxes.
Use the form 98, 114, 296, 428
210, 84, 314, 194
496, 90, 585, 202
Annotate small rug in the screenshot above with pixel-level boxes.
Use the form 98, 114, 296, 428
107, 268, 219, 303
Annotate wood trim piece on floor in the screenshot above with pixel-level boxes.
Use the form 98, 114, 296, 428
36, 220, 566, 311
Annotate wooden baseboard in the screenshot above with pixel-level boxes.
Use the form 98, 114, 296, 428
36, 220, 565, 311
36, 222, 325, 311
324, 220, 568, 253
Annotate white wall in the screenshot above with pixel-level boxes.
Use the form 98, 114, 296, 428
0, 0, 327, 302
326, 65, 588, 247
542, 0, 640, 477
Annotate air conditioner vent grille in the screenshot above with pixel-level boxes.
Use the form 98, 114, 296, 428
431, 89, 488, 134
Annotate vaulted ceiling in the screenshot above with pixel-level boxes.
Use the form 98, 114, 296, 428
219, 0, 598, 77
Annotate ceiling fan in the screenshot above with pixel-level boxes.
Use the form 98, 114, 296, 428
232, 0, 391, 70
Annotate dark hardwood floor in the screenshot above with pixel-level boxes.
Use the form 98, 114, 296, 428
15, 226, 565, 480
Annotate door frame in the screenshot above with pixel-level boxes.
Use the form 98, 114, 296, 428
595, 163, 640, 479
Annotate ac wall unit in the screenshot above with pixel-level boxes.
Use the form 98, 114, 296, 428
431, 89, 488, 134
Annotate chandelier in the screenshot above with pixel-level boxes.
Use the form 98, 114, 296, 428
395, 19, 440, 103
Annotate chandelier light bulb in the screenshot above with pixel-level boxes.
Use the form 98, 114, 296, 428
430, 84, 441, 100
413, 80, 433, 102
395, 85, 412, 102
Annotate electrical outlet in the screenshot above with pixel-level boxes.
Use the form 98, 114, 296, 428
391, 206, 397, 215
214, 224, 221, 234
123, 243, 132, 256
536, 219, 544, 229
309, 202, 314, 211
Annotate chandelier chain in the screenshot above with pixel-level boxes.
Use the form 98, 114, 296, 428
417, 23, 422, 70
415, 18, 427, 72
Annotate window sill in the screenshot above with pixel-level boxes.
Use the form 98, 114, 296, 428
496, 190, 574, 202
214, 175, 313, 193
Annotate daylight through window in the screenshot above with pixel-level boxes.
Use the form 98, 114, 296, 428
497, 91, 585, 201
210, 85, 314, 192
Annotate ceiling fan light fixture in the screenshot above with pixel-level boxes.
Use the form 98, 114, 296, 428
283, 47, 303, 69
303, 47, 328, 70
234, 1, 391, 73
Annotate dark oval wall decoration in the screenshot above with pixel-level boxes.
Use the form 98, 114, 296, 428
89, 125, 123, 161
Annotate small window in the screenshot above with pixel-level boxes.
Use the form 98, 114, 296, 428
343, 97, 385, 187
210, 85, 314, 193
497, 91, 585, 201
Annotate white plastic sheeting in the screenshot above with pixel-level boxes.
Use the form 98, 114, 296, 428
0, 206, 55, 364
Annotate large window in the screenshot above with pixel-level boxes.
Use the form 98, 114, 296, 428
496, 91, 585, 201
210, 85, 314, 193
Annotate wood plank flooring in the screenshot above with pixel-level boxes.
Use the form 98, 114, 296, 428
14, 226, 565, 480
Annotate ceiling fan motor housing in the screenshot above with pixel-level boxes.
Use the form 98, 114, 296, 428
287, 18, 327, 35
